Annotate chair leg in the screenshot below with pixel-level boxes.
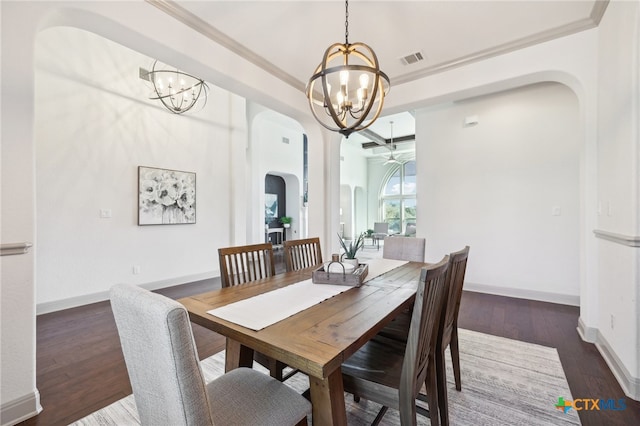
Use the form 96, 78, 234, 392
269, 359, 283, 381
425, 358, 440, 426
450, 329, 462, 391
436, 348, 449, 426
301, 387, 311, 401
281, 367, 300, 382
372, 406, 389, 426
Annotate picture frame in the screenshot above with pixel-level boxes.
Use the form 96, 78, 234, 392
265, 193, 278, 221
138, 166, 196, 225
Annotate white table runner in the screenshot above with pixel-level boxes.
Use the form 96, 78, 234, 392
207, 258, 409, 330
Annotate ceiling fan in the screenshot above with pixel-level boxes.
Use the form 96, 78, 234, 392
384, 121, 402, 165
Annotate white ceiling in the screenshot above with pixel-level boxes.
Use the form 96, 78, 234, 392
157, 0, 606, 145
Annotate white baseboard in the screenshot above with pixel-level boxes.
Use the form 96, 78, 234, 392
1, 390, 42, 426
464, 282, 580, 306
577, 317, 640, 401
594, 331, 640, 401
576, 316, 598, 342
36, 270, 218, 315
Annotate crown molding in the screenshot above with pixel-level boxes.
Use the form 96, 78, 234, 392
146, 0, 305, 92
149, 0, 609, 92
393, 5, 606, 85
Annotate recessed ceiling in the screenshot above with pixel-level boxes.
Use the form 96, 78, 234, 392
153, 0, 606, 142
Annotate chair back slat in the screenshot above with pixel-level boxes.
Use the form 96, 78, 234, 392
400, 255, 449, 397
441, 246, 470, 340
283, 237, 323, 272
218, 243, 275, 287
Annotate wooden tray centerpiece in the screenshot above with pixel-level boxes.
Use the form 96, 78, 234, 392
312, 257, 368, 287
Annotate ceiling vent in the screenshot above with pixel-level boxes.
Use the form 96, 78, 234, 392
400, 51, 425, 65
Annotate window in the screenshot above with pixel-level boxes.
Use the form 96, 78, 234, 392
380, 161, 416, 234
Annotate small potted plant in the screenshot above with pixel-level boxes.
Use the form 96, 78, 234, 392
338, 232, 365, 268
279, 216, 292, 228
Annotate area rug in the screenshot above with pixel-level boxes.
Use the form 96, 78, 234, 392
71, 329, 580, 425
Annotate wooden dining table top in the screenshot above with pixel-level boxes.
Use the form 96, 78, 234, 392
179, 261, 425, 380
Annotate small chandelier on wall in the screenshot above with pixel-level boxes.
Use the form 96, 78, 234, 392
306, 0, 390, 138
143, 60, 209, 114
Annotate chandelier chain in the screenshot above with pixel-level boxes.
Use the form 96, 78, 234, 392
344, 0, 349, 44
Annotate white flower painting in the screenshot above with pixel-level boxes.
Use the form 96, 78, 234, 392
138, 166, 196, 225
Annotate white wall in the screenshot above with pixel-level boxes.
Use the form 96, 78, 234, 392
251, 110, 305, 244
3, 2, 640, 424
594, 0, 640, 395
34, 27, 241, 311
0, 3, 328, 423
340, 139, 369, 238
382, 26, 601, 336
33, 27, 311, 312
417, 82, 581, 304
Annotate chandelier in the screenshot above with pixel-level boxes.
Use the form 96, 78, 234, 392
145, 60, 209, 114
306, 0, 390, 138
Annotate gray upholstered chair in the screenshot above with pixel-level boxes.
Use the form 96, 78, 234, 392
404, 223, 417, 237
341, 256, 450, 425
372, 222, 389, 239
110, 284, 311, 426
383, 236, 426, 262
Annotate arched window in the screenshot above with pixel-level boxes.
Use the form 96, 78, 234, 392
380, 161, 416, 234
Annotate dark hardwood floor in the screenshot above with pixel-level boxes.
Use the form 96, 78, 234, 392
457, 292, 640, 426
20, 259, 640, 425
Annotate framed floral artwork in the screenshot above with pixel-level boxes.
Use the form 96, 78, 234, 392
138, 166, 196, 225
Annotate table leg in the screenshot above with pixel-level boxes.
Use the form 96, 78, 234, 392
309, 367, 347, 426
224, 338, 254, 372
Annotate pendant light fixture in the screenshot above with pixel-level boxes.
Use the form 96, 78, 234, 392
306, 0, 390, 138
384, 121, 401, 165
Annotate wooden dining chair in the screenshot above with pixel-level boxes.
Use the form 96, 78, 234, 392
434, 246, 470, 425
341, 256, 450, 425
218, 242, 293, 381
376, 246, 470, 426
110, 284, 311, 426
283, 237, 323, 272
383, 236, 426, 262
218, 242, 275, 287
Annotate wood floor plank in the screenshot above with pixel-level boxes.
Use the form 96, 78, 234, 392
458, 291, 640, 426
17, 267, 640, 426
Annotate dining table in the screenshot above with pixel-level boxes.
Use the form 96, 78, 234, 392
179, 258, 427, 425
